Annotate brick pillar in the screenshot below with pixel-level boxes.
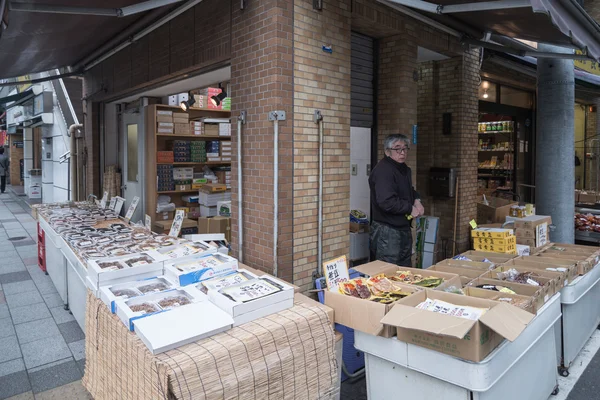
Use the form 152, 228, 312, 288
291, 0, 352, 291
377, 35, 418, 177
230, 0, 294, 280
81, 76, 101, 199
587, 104, 598, 190
416, 49, 480, 257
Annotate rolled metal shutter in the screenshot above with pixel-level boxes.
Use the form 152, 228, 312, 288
351, 32, 374, 128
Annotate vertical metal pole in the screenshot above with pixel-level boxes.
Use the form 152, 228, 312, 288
314, 110, 324, 276
237, 111, 245, 263
536, 44, 575, 243
273, 118, 279, 278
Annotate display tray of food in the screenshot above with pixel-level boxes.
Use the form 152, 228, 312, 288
100, 276, 177, 313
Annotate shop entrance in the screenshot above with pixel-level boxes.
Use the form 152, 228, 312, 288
121, 110, 144, 222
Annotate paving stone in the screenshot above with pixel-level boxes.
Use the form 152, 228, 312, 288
0, 272, 31, 285
4, 390, 34, 400
6, 291, 43, 309
21, 335, 71, 370
0, 304, 9, 319
15, 318, 61, 345
10, 303, 50, 325
0, 358, 25, 378
1, 280, 36, 295
33, 281, 57, 295
57, 321, 84, 344
76, 359, 85, 376
49, 307, 75, 325
14, 243, 36, 250
20, 258, 37, 267
0, 371, 31, 399
67, 340, 85, 362
0, 317, 15, 339
33, 380, 91, 399
0, 264, 27, 275
42, 293, 63, 309
28, 359, 82, 394
0, 290, 5, 304
0, 219, 17, 223
0, 335, 21, 364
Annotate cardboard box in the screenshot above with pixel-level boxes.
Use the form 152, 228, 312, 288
174, 123, 190, 135
477, 197, 518, 224
87, 251, 167, 290
473, 236, 516, 246
208, 275, 295, 326
198, 216, 231, 242
578, 191, 598, 204
514, 215, 552, 230
473, 240, 517, 254
467, 277, 547, 311
534, 252, 596, 275
459, 250, 517, 263
434, 259, 495, 271
428, 264, 485, 286
164, 252, 238, 286
324, 280, 423, 337
491, 265, 563, 293
116, 286, 206, 331
478, 270, 554, 301
503, 258, 578, 286
153, 218, 197, 235
294, 293, 335, 330
516, 244, 530, 256
99, 276, 176, 313
471, 228, 514, 239
134, 301, 233, 354
380, 289, 534, 362
463, 286, 537, 314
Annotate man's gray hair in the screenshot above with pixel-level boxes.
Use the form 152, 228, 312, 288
384, 134, 410, 150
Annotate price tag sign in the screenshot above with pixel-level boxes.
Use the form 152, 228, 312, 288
537, 223, 548, 247
99, 192, 108, 209
125, 196, 140, 222
114, 197, 125, 215
109, 197, 117, 210
323, 255, 350, 292
169, 210, 186, 238
470, 220, 478, 230
145, 214, 152, 230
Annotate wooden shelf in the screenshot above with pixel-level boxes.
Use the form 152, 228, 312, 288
157, 190, 200, 194
478, 131, 513, 134
478, 149, 512, 152
157, 134, 232, 139
157, 162, 231, 166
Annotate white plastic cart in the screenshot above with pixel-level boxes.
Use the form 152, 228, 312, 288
39, 217, 68, 305
556, 263, 600, 376
355, 293, 561, 400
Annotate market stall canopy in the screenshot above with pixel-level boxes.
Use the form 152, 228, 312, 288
0, 0, 186, 80
380, 0, 600, 61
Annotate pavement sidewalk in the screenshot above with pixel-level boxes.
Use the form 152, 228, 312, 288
0, 191, 91, 400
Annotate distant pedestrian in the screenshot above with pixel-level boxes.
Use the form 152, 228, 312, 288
0, 147, 9, 193
369, 134, 423, 266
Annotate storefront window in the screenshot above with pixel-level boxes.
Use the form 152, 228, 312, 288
479, 81, 497, 102
127, 124, 138, 182
500, 86, 533, 109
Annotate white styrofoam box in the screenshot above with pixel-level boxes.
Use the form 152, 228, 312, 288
196, 269, 258, 293
156, 241, 217, 260
199, 191, 231, 207
164, 252, 238, 286
87, 250, 167, 290
99, 276, 177, 313
200, 205, 218, 217
177, 93, 189, 104
208, 276, 294, 326
134, 301, 233, 354
349, 232, 369, 260
116, 286, 206, 331
168, 95, 177, 106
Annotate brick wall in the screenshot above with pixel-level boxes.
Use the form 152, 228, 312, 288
416, 49, 480, 259
229, 0, 294, 282
586, 0, 600, 22
9, 135, 23, 185
292, 0, 352, 291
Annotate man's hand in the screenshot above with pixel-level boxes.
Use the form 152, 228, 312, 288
414, 199, 425, 216
411, 206, 420, 218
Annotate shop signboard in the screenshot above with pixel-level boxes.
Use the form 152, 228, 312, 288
33, 92, 53, 116
16, 75, 32, 93
574, 50, 600, 76
323, 255, 350, 292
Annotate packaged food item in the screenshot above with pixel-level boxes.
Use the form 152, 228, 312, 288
158, 296, 192, 309
97, 261, 126, 271
416, 299, 488, 321
130, 303, 160, 314
496, 268, 541, 286
220, 278, 283, 303
201, 271, 253, 292
110, 288, 141, 298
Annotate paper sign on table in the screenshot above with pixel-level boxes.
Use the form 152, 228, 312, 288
125, 196, 140, 222
169, 210, 186, 237
109, 197, 117, 210
114, 197, 125, 215
145, 215, 152, 230
100, 192, 108, 209
323, 255, 349, 292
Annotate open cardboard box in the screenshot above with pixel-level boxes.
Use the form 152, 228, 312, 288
504, 258, 578, 286
491, 265, 563, 293
352, 261, 462, 291
467, 277, 548, 310
477, 197, 518, 224
459, 250, 518, 264
533, 251, 596, 275
463, 286, 537, 314
380, 289, 534, 362
428, 264, 486, 286
435, 259, 495, 271
479, 269, 556, 299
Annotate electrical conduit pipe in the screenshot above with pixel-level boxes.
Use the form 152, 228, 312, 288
237, 111, 246, 263
314, 110, 324, 276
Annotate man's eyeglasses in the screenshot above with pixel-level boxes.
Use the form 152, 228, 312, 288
390, 147, 409, 154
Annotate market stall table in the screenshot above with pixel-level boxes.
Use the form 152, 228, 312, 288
83, 292, 340, 400
354, 293, 561, 400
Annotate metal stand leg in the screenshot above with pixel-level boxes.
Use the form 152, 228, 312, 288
558, 366, 569, 377
552, 385, 560, 396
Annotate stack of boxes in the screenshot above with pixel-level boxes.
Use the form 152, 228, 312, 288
221, 97, 231, 111
157, 151, 174, 164
157, 110, 174, 134
207, 141, 221, 162
513, 215, 551, 250
173, 167, 194, 191
174, 140, 191, 162
204, 123, 219, 137
214, 168, 231, 188
173, 112, 190, 135
191, 121, 203, 136
219, 123, 232, 137
471, 228, 517, 254
198, 87, 224, 110
190, 141, 207, 163
221, 141, 232, 162
157, 165, 175, 192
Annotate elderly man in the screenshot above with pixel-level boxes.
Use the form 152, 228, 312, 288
369, 134, 424, 266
